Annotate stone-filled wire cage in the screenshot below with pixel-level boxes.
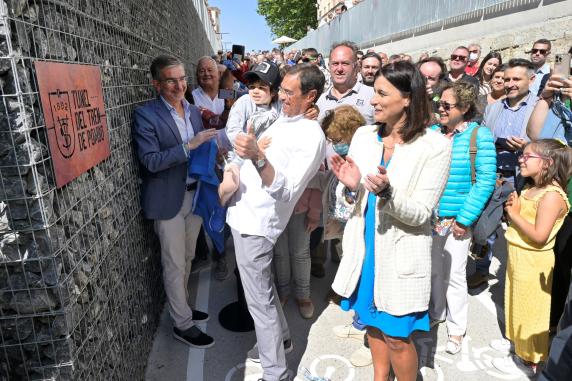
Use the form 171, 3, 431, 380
0, 0, 214, 379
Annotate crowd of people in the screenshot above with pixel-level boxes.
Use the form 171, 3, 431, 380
132, 36, 572, 381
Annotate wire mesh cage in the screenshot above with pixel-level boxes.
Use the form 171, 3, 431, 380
0, 0, 215, 379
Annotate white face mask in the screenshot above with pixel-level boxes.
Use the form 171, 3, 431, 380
469, 52, 479, 62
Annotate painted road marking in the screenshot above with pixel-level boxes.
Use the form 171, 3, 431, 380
187, 267, 212, 381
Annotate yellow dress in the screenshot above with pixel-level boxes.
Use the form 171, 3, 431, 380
504, 185, 570, 363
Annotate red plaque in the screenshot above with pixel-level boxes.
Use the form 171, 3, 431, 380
35, 62, 110, 188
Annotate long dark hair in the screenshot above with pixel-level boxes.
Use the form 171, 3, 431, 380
375, 61, 430, 143
475, 51, 502, 84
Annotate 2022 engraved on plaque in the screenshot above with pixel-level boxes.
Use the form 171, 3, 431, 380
35, 62, 110, 188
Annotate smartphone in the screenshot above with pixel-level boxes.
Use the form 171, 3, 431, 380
218, 89, 235, 100
554, 53, 571, 77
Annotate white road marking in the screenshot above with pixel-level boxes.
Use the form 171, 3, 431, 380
309, 354, 356, 381
187, 268, 212, 381
225, 362, 264, 381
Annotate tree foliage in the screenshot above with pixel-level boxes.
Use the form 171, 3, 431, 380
257, 0, 317, 41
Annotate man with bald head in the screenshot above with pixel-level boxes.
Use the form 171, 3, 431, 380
190, 56, 224, 115
418, 56, 447, 97
317, 41, 374, 124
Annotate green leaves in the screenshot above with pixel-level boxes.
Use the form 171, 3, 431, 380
257, 0, 317, 41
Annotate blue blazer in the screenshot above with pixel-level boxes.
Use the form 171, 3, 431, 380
132, 98, 204, 220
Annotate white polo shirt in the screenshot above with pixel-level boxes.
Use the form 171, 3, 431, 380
226, 114, 326, 243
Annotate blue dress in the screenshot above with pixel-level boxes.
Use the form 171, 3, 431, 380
340, 134, 430, 338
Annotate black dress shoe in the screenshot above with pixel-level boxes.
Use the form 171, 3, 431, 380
173, 326, 214, 348
311, 263, 325, 278
192, 309, 209, 323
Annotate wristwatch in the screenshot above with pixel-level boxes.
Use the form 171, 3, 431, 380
377, 185, 393, 201
254, 156, 266, 169
344, 187, 358, 204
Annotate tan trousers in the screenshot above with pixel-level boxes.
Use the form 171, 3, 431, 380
154, 190, 203, 330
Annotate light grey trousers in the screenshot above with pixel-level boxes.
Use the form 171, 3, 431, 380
274, 212, 311, 300
231, 228, 290, 381
154, 190, 203, 330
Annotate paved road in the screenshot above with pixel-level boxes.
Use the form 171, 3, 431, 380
145, 228, 528, 381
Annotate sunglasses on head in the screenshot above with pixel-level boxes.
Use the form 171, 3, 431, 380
450, 55, 467, 61
531, 49, 548, 55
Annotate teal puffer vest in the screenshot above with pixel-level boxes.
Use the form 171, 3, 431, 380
430, 122, 497, 226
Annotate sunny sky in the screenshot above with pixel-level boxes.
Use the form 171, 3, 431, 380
208, 0, 275, 52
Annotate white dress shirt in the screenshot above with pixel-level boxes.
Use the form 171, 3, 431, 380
226, 114, 326, 243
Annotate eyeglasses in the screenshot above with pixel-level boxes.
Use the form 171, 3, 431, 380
161, 76, 188, 85
518, 153, 547, 163
424, 75, 439, 82
531, 49, 548, 55
302, 57, 317, 62
469, 50, 479, 54
278, 87, 295, 98
450, 55, 467, 62
438, 101, 458, 111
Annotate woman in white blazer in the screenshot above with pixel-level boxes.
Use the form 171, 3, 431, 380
331, 61, 451, 381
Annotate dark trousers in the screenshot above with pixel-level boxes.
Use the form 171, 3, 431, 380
551, 214, 572, 328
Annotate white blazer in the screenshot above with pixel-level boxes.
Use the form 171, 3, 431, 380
332, 125, 451, 316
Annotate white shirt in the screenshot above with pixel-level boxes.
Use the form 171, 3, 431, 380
191, 87, 224, 114
226, 114, 326, 243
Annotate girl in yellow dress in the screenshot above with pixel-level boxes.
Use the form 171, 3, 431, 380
492, 139, 572, 377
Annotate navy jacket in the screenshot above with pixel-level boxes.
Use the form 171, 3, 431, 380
132, 98, 204, 220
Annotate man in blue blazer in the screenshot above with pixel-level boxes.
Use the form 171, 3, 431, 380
133, 55, 218, 348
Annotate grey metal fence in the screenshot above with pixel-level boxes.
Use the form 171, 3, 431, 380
289, 0, 554, 53
0, 0, 215, 379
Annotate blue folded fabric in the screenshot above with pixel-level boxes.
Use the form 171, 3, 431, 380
188, 140, 225, 252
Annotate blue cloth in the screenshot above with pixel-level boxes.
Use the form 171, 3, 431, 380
132, 98, 203, 220
188, 140, 225, 253
540, 103, 572, 146
430, 123, 497, 227
341, 143, 429, 338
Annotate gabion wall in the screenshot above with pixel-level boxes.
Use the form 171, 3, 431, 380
0, 0, 214, 379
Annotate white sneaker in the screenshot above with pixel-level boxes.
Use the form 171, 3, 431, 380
492, 354, 537, 377
332, 324, 365, 340
350, 345, 372, 367
489, 338, 515, 354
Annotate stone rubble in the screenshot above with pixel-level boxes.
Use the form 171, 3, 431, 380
0, 0, 214, 379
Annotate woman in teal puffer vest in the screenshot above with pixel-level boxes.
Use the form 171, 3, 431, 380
429, 81, 497, 355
